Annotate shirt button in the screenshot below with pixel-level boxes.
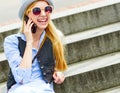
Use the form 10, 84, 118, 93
41, 66, 44, 69
43, 72, 46, 75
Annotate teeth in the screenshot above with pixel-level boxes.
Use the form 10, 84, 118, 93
38, 20, 47, 22
37, 18, 47, 24
40, 19, 47, 21
39, 20, 47, 25
41, 20, 46, 22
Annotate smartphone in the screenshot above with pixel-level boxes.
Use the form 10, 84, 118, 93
24, 15, 37, 33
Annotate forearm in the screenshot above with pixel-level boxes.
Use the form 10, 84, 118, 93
19, 43, 32, 69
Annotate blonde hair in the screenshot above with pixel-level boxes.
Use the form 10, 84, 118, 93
20, 0, 67, 71
46, 21, 67, 71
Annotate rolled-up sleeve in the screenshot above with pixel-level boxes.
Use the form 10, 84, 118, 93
4, 35, 32, 84
12, 67, 32, 83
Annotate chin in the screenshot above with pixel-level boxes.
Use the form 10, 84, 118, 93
39, 25, 48, 30
37, 22, 48, 29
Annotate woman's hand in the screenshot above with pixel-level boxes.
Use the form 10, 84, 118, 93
24, 19, 34, 44
53, 71, 65, 84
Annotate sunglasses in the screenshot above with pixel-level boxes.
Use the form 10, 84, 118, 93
32, 6, 52, 15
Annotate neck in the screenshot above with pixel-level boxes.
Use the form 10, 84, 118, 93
32, 29, 44, 49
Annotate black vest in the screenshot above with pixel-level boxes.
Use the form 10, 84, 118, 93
7, 37, 55, 90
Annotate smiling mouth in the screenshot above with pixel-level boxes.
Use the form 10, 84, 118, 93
37, 18, 48, 25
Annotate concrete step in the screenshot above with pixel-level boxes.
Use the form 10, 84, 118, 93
1, 22, 120, 63
65, 22, 120, 64
0, 82, 6, 93
64, 52, 120, 77
0, 0, 120, 36
95, 86, 120, 93
0, 29, 18, 53
0, 83, 120, 93
0, 53, 9, 83
0, 0, 120, 35
1, 52, 120, 93
0, 1, 120, 53
1, 22, 120, 82
54, 52, 120, 93
0, 52, 6, 62
52, 0, 120, 35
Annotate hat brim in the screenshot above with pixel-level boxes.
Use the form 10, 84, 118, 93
18, 0, 54, 19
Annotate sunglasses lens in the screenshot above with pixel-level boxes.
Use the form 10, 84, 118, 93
32, 6, 52, 15
45, 6, 52, 13
32, 7, 41, 15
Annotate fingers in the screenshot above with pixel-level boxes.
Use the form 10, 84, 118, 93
24, 19, 34, 33
53, 71, 65, 84
23, 19, 34, 42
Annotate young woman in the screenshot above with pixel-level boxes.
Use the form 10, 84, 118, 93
4, 0, 67, 93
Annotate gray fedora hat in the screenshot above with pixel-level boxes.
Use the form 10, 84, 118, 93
18, 0, 54, 19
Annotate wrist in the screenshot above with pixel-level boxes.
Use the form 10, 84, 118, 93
27, 42, 32, 46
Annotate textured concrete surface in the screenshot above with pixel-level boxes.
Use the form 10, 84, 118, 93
66, 31, 120, 64
0, 61, 9, 82
54, 63, 120, 93
1, 52, 120, 93
53, 2, 120, 35
95, 86, 120, 93
64, 52, 120, 77
0, 29, 18, 52
0, 82, 7, 93
1, 29, 120, 82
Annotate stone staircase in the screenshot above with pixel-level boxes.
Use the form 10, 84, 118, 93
1, 0, 120, 93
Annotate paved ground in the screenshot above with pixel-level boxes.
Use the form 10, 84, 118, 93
0, 0, 85, 24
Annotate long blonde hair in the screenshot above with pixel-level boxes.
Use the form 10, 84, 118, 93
20, 0, 67, 71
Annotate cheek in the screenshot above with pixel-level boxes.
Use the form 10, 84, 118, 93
28, 12, 35, 19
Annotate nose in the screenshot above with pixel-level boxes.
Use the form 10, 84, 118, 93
40, 10, 46, 16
